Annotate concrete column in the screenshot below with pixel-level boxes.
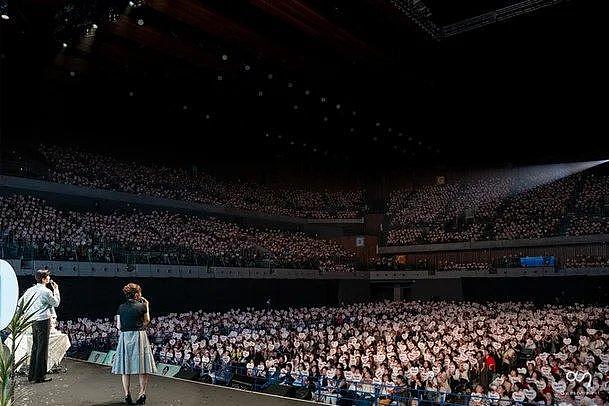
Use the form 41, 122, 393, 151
393, 284, 403, 301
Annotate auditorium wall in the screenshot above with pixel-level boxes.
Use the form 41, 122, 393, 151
461, 275, 609, 303
337, 279, 371, 304
16, 276, 371, 320
391, 243, 609, 268
407, 278, 464, 300
371, 275, 609, 304
15, 273, 609, 321
332, 235, 379, 264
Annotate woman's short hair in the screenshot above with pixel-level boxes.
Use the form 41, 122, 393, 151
122, 283, 141, 299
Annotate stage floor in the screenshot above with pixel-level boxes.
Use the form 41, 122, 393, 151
15, 358, 317, 406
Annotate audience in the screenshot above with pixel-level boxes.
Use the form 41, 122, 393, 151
0, 194, 354, 271
565, 256, 609, 269
576, 175, 609, 214
60, 300, 609, 404
436, 261, 492, 273
7, 146, 609, 275
38, 145, 365, 219
493, 177, 575, 241
388, 173, 609, 246
567, 216, 609, 237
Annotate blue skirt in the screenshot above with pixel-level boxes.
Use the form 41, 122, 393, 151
112, 331, 157, 375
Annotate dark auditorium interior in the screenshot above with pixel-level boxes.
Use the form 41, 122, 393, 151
1, 0, 609, 404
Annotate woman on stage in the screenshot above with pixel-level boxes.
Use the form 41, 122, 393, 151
112, 283, 157, 404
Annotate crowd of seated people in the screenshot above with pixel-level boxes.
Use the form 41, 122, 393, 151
36, 145, 365, 219
61, 300, 609, 405
576, 174, 609, 214
566, 175, 609, 236
567, 215, 609, 237
374, 254, 609, 273
372, 257, 428, 272
436, 260, 493, 273
493, 177, 576, 241
388, 174, 518, 231
565, 256, 609, 268
388, 172, 609, 246
0, 194, 355, 271
387, 227, 424, 246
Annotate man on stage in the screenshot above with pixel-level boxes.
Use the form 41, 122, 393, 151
20, 269, 61, 383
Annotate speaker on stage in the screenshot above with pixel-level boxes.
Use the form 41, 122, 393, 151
262, 383, 295, 397
175, 365, 200, 381
294, 387, 312, 400
230, 373, 267, 391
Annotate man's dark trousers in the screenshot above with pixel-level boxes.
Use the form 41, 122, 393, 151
28, 319, 50, 382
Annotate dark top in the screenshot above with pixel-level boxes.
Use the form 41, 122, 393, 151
117, 299, 147, 331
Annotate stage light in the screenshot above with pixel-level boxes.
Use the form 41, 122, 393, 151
293, 105, 299, 110
290, 141, 295, 145
267, 73, 273, 79
244, 65, 250, 71
1, 14, 9, 20
182, 105, 188, 110
128, 91, 134, 97
375, 122, 381, 127
336, 104, 341, 110
128, 1, 135, 6
265, 133, 270, 138
304, 90, 310, 95
323, 117, 328, 122
69, 71, 76, 77
92, 23, 98, 29
217, 75, 223, 81
320, 97, 327, 103
137, 18, 144, 26
221, 54, 228, 61
62, 42, 68, 48
287, 82, 293, 88
388, 128, 392, 133
257, 90, 264, 97
108, 11, 120, 22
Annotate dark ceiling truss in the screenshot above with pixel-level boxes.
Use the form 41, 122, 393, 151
442, 0, 574, 37
387, 0, 440, 39
389, 0, 575, 40
244, 0, 379, 59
